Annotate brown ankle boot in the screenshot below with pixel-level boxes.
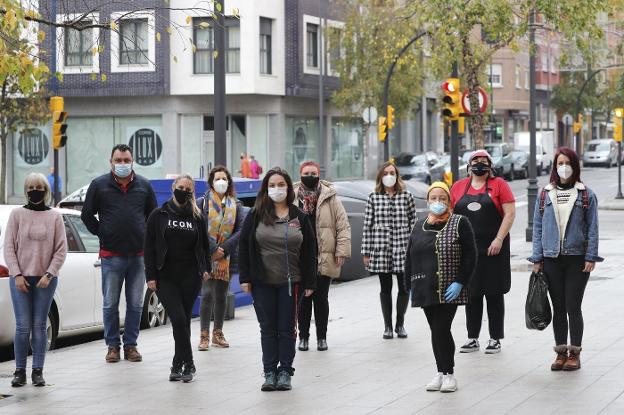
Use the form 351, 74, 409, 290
212, 329, 229, 348
563, 346, 582, 371
551, 345, 568, 371
198, 330, 210, 351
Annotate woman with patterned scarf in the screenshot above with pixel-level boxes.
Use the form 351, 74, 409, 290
197, 166, 245, 350
293, 161, 351, 352
405, 182, 477, 393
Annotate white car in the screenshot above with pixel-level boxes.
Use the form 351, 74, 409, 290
0, 205, 166, 349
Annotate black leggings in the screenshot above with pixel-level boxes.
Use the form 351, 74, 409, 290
466, 293, 505, 340
298, 275, 332, 340
378, 273, 408, 295
157, 277, 202, 365
544, 255, 590, 347
424, 304, 458, 374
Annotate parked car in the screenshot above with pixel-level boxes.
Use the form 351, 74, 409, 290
395, 152, 445, 184
439, 153, 469, 185
0, 206, 167, 349
484, 143, 514, 180
509, 150, 529, 179
583, 139, 618, 167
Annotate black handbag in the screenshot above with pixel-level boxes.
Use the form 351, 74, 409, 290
525, 271, 552, 330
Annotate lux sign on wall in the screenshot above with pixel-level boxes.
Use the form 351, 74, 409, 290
17, 128, 50, 167
128, 127, 163, 167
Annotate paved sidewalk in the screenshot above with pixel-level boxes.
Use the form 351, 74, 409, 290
1, 215, 623, 414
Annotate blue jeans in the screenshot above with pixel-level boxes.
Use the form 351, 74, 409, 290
252, 282, 299, 375
10, 276, 58, 370
101, 256, 145, 348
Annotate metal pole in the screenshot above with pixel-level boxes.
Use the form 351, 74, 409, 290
214, 0, 227, 166
617, 120, 623, 199
51, 0, 60, 206
318, 0, 325, 176
526, 6, 538, 242
450, 62, 459, 184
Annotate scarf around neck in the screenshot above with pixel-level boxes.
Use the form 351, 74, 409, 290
207, 190, 237, 281
298, 185, 320, 215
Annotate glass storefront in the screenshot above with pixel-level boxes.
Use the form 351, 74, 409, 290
285, 117, 320, 177
330, 117, 364, 179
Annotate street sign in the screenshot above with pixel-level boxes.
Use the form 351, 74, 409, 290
362, 106, 377, 124
461, 87, 488, 114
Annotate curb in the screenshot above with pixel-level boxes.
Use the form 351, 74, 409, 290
599, 199, 624, 210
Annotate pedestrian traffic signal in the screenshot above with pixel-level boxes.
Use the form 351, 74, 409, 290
441, 78, 461, 120
378, 116, 387, 142
50, 96, 68, 149
387, 105, 395, 130
614, 108, 624, 142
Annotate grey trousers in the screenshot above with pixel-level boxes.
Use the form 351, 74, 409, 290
199, 279, 229, 331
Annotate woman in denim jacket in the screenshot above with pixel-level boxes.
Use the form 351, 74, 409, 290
529, 147, 603, 372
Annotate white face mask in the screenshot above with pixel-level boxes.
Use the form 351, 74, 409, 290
268, 187, 288, 203
557, 165, 573, 180
213, 179, 228, 195
382, 174, 397, 188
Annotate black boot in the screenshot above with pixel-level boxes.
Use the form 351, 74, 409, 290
181, 361, 196, 383
169, 361, 183, 381
31, 368, 46, 387
298, 338, 309, 351
11, 369, 26, 387
380, 293, 393, 339
395, 294, 409, 338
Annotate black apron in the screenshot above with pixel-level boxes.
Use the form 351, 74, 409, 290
454, 178, 511, 295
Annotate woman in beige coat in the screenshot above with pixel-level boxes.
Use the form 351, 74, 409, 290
294, 161, 351, 351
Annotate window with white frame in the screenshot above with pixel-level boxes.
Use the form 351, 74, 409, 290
487, 64, 502, 88
259, 17, 272, 75
193, 17, 240, 74
56, 13, 100, 74
306, 23, 319, 69
119, 19, 149, 64
110, 11, 155, 72
515, 65, 521, 88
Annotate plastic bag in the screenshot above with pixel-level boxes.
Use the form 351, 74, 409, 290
525, 271, 552, 330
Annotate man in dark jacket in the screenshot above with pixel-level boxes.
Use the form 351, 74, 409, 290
81, 144, 157, 363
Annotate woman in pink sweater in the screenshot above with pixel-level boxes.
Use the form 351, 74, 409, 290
4, 173, 67, 388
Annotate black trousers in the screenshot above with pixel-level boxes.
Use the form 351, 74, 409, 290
378, 272, 408, 295
544, 255, 590, 347
466, 293, 505, 340
157, 277, 202, 365
252, 282, 298, 375
424, 304, 458, 374
298, 275, 331, 340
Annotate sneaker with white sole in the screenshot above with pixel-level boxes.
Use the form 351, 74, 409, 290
425, 373, 444, 391
440, 374, 458, 393
459, 338, 480, 353
484, 339, 501, 354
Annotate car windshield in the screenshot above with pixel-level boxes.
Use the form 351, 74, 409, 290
588, 143, 610, 151
511, 151, 525, 158
484, 146, 502, 157
410, 155, 428, 166
439, 155, 450, 164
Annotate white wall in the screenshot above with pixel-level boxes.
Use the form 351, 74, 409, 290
169, 0, 285, 96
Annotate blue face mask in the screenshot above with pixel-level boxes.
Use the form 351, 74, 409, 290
428, 201, 448, 216
114, 163, 132, 178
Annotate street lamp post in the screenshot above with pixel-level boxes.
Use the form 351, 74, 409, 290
526, 6, 538, 242
214, 0, 227, 166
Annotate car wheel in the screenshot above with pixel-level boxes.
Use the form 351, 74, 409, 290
46, 308, 58, 351
141, 288, 167, 329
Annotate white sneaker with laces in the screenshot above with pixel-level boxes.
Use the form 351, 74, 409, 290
460, 338, 480, 353
440, 374, 458, 393
425, 373, 444, 391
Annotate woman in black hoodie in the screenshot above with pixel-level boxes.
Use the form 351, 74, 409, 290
144, 174, 211, 382
239, 167, 317, 392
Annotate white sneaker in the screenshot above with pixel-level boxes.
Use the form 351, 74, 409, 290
440, 374, 458, 393
460, 338, 480, 353
425, 373, 444, 391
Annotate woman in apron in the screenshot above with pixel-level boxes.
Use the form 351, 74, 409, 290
450, 150, 516, 354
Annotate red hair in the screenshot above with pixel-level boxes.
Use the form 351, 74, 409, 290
299, 161, 321, 175
549, 147, 582, 185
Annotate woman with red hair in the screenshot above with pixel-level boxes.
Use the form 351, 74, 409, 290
529, 147, 603, 371
294, 161, 351, 352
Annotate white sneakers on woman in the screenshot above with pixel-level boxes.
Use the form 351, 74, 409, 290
426, 373, 457, 392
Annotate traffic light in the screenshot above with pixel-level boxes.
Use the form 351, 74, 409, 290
441, 78, 461, 120
378, 116, 387, 142
614, 108, 624, 142
50, 96, 68, 149
573, 113, 583, 134
387, 105, 395, 130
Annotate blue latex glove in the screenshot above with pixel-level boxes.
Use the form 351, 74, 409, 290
444, 282, 463, 302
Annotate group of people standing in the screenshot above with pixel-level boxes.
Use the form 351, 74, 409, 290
5, 143, 601, 395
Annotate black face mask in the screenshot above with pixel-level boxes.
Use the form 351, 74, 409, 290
301, 175, 320, 189
27, 189, 46, 204
471, 162, 490, 177
173, 189, 192, 204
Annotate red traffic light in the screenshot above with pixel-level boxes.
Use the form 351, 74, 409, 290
441, 81, 457, 93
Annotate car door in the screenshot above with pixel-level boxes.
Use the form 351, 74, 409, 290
56, 214, 97, 330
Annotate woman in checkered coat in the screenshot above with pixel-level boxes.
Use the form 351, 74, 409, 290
361, 161, 416, 339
